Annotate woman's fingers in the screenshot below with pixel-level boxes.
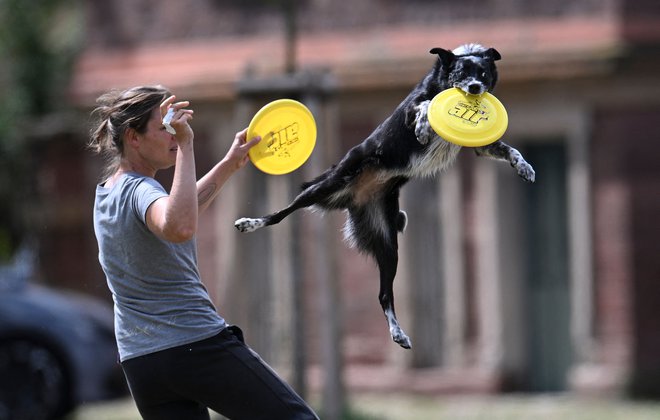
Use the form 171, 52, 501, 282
161, 96, 192, 120
160, 95, 176, 117
243, 135, 261, 149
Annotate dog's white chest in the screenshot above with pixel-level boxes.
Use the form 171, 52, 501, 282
410, 99, 462, 177
408, 137, 461, 177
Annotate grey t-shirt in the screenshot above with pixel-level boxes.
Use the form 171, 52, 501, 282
93, 173, 226, 361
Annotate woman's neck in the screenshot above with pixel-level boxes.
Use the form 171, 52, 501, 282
105, 160, 156, 187
119, 158, 156, 178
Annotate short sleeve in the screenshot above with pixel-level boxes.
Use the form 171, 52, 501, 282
131, 177, 168, 224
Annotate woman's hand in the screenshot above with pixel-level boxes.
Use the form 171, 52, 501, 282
222, 128, 261, 172
161, 95, 194, 144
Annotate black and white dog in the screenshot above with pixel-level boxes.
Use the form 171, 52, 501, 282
235, 44, 535, 349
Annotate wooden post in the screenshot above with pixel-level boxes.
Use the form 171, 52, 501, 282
302, 75, 344, 420
440, 165, 467, 367
235, 72, 341, 411
226, 97, 272, 358
404, 177, 444, 368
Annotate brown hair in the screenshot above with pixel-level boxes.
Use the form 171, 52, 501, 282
88, 85, 171, 179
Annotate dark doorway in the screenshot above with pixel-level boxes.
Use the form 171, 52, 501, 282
523, 143, 572, 392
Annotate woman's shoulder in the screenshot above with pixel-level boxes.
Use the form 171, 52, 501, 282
96, 174, 166, 206
104, 172, 164, 190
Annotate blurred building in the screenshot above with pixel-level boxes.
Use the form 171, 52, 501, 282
37, 0, 660, 398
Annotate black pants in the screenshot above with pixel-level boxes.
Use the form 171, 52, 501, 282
121, 326, 318, 420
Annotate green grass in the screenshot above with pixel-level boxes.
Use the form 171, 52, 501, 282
69, 394, 660, 420
348, 394, 660, 420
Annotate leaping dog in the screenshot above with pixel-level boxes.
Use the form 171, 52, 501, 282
235, 44, 535, 349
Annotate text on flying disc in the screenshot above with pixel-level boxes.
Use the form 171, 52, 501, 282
448, 100, 490, 126
264, 122, 300, 158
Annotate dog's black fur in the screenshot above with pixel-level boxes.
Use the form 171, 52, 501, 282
235, 44, 535, 349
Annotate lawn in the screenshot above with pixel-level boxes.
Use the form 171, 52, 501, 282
349, 394, 660, 420
68, 394, 660, 420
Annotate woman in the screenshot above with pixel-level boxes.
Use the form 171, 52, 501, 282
90, 85, 318, 420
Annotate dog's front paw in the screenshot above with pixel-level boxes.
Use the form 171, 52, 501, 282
507, 150, 535, 183
234, 217, 265, 232
515, 161, 536, 183
414, 101, 433, 145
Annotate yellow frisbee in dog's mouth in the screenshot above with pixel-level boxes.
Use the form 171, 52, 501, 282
427, 88, 508, 147
247, 99, 317, 175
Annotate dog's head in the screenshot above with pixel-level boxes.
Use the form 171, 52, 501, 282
430, 44, 501, 95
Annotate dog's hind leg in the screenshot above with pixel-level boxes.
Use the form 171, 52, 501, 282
375, 238, 412, 349
474, 140, 536, 182
234, 173, 347, 233
347, 196, 412, 349
235, 202, 299, 232
235, 191, 316, 232
236, 142, 376, 232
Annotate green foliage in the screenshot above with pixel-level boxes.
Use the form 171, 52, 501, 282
0, 0, 83, 260
0, 0, 83, 116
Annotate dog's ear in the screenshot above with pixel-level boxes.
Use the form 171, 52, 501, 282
430, 47, 455, 66
484, 47, 501, 61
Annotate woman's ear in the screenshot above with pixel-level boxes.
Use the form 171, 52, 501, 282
124, 127, 140, 150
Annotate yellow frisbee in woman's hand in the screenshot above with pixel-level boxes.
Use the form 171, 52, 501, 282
427, 88, 508, 147
247, 99, 317, 175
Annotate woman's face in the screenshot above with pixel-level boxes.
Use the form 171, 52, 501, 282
133, 107, 179, 171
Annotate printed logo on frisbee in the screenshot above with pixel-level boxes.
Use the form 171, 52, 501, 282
448, 98, 489, 126
264, 122, 300, 159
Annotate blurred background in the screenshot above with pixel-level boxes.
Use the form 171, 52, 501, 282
1, 0, 660, 419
